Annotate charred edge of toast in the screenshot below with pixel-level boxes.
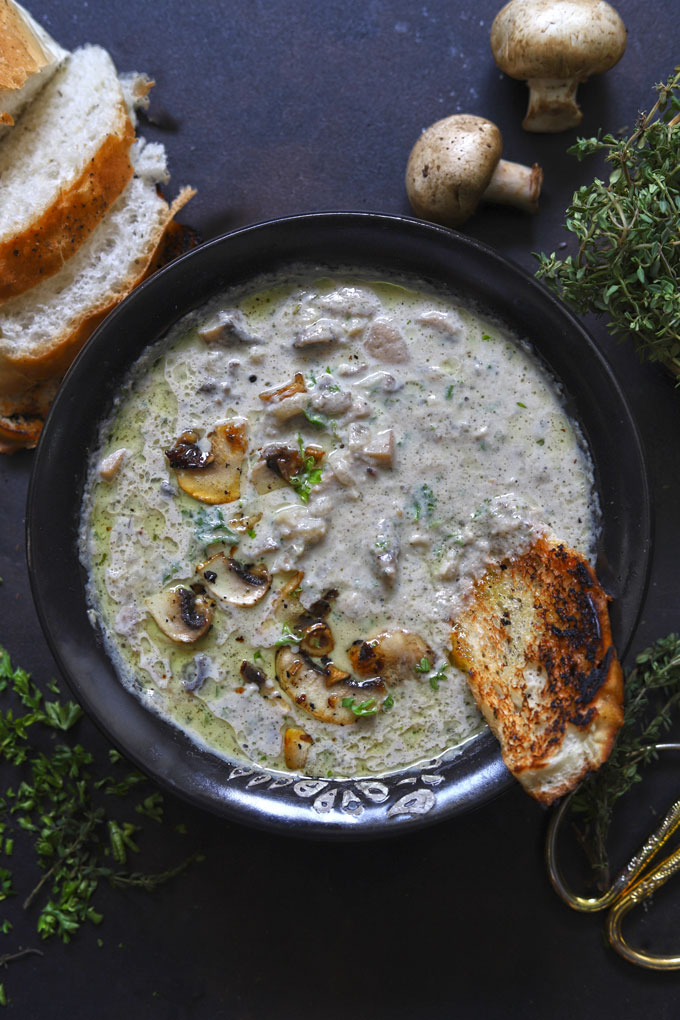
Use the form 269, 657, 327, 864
452, 537, 624, 804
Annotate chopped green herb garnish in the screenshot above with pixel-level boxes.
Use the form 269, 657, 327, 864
246, 527, 257, 539
429, 665, 449, 691
193, 507, 240, 548
516, 401, 527, 408
288, 435, 324, 502
536, 438, 545, 446
414, 657, 431, 674
274, 623, 304, 647
445, 384, 455, 399
382, 694, 395, 712
342, 697, 379, 717
302, 406, 328, 429
0, 646, 202, 999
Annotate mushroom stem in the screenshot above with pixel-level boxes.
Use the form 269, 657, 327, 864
524, 77, 582, 132
483, 159, 543, 214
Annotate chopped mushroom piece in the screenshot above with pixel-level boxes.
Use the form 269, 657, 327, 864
228, 511, 263, 534
146, 586, 214, 643
293, 318, 343, 347
371, 518, 400, 587
348, 629, 434, 685
283, 727, 314, 770
197, 551, 272, 607
166, 419, 248, 504
261, 443, 324, 483
275, 647, 386, 725
240, 660, 269, 687
326, 448, 357, 488
198, 308, 262, 345
490, 0, 627, 132
359, 429, 395, 467
258, 372, 307, 404
405, 114, 542, 226
299, 621, 335, 657
165, 430, 213, 469
364, 317, 410, 363
98, 447, 127, 481
316, 286, 382, 318
417, 310, 464, 339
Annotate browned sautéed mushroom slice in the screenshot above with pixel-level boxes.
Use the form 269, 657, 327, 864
275, 646, 386, 726
197, 551, 271, 607
299, 621, 334, 657
258, 372, 307, 404
165, 419, 248, 504
348, 629, 434, 685
146, 586, 214, 643
283, 727, 314, 770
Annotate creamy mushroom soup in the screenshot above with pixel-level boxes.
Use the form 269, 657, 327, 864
80, 269, 598, 779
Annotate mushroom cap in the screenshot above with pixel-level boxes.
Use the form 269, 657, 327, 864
405, 114, 503, 226
490, 0, 627, 80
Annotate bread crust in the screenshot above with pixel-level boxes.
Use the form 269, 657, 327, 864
0, 186, 195, 449
451, 536, 624, 804
0, 0, 51, 94
0, 106, 135, 303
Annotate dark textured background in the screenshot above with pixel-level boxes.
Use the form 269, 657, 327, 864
2, 1, 680, 1016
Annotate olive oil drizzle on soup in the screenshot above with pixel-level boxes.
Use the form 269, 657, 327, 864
80, 270, 598, 779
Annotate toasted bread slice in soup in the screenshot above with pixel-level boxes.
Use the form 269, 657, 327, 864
0, 44, 136, 303
0, 139, 195, 451
450, 537, 623, 805
0, 0, 67, 133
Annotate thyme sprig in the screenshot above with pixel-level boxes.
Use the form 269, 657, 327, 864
536, 68, 680, 378
570, 634, 680, 891
0, 645, 202, 985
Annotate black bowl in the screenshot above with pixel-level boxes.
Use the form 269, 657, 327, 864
27, 213, 652, 838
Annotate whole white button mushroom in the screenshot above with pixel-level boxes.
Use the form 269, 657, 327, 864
405, 113, 543, 227
490, 0, 627, 132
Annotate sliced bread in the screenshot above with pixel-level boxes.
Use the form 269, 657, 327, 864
0, 138, 195, 443
0, 44, 136, 303
0, 0, 67, 132
450, 537, 624, 805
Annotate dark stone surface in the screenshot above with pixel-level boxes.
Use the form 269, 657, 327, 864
1, 1, 680, 1016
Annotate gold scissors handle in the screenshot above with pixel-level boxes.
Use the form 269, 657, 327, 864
607, 841, 680, 970
545, 743, 680, 968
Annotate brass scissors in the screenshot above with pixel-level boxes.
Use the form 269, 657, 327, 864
545, 743, 680, 970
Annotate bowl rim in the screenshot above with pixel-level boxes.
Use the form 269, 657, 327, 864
26, 211, 652, 838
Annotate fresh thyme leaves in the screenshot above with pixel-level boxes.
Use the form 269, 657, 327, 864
0, 646, 202, 983
288, 434, 324, 503
341, 697, 379, 717
273, 622, 304, 647
535, 68, 680, 378
570, 633, 680, 891
429, 665, 449, 692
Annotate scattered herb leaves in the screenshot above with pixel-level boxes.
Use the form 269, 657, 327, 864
0, 646, 202, 997
193, 506, 240, 548
273, 623, 304, 647
341, 697, 379, 717
288, 435, 324, 503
